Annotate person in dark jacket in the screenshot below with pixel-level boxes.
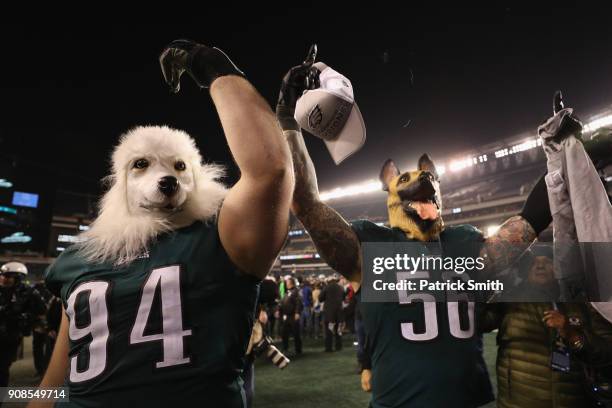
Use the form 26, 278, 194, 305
0, 262, 46, 388
31, 282, 51, 376
480, 248, 592, 408
319, 275, 345, 352
279, 277, 303, 354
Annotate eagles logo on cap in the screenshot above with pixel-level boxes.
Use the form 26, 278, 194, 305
308, 105, 323, 130
294, 62, 366, 165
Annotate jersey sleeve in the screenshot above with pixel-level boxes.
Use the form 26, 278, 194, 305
44, 261, 62, 298
441, 224, 485, 259
189, 220, 261, 285
350, 219, 393, 243
44, 246, 81, 299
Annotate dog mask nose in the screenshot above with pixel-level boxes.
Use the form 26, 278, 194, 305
158, 176, 179, 197
419, 172, 434, 182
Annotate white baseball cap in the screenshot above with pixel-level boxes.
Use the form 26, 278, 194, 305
294, 62, 366, 165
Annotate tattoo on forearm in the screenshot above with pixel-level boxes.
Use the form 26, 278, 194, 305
285, 130, 361, 281
482, 215, 537, 274
300, 204, 361, 281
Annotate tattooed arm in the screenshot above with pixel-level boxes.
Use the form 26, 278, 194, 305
481, 215, 537, 274
285, 130, 362, 289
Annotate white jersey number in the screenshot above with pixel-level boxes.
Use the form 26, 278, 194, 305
396, 271, 474, 342
66, 281, 110, 383
65, 265, 191, 383
130, 265, 192, 368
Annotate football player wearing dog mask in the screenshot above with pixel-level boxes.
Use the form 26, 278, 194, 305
279, 47, 557, 407
36, 40, 293, 408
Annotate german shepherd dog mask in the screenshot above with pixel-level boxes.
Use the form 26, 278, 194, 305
379, 154, 443, 241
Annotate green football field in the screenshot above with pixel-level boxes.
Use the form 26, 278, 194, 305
253, 333, 498, 408
10, 333, 499, 407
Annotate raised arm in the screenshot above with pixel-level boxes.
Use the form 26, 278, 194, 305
212, 76, 293, 278
285, 130, 361, 287
481, 91, 610, 274
276, 47, 361, 288
159, 40, 293, 278
482, 161, 553, 272
481, 215, 537, 274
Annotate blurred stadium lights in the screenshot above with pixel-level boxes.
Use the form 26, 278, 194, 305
495, 138, 541, 159
449, 156, 476, 172
583, 111, 612, 133
486, 225, 500, 237
0, 179, 13, 188
318, 109, 612, 202
1, 232, 32, 244
320, 179, 381, 202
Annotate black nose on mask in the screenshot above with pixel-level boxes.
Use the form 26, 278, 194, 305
158, 176, 179, 197
419, 171, 434, 183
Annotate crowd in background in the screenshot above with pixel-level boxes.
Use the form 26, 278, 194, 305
258, 273, 357, 356
3, 260, 612, 407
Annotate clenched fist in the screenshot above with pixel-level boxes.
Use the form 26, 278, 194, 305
159, 39, 244, 93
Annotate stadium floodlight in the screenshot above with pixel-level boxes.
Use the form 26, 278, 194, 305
320, 179, 382, 202
315, 108, 612, 203
584, 112, 612, 133
486, 225, 500, 237
510, 139, 538, 154
495, 148, 509, 158
449, 157, 475, 172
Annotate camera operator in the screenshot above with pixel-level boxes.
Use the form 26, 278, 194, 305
243, 275, 289, 408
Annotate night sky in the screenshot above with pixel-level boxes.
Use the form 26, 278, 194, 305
2, 5, 611, 199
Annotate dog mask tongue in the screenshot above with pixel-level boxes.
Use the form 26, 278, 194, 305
411, 201, 438, 220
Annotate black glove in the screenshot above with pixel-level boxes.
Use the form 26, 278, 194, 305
551, 90, 583, 142
159, 39, 245, 93
276, 44, 320, 131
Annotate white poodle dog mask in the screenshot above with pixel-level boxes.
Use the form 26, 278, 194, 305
79, 126, 227, 265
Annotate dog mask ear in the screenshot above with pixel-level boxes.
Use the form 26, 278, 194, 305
380, 159, 400, 191
418, 154, 439, 180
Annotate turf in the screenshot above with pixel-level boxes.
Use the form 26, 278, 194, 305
253, 333, 499, 408
10, 333, 499, 407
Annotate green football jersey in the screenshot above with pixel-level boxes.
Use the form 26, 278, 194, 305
352, 220, 494, 408
45, 221, 259, 408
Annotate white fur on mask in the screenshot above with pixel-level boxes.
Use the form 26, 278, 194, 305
78, 125, 227, 265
